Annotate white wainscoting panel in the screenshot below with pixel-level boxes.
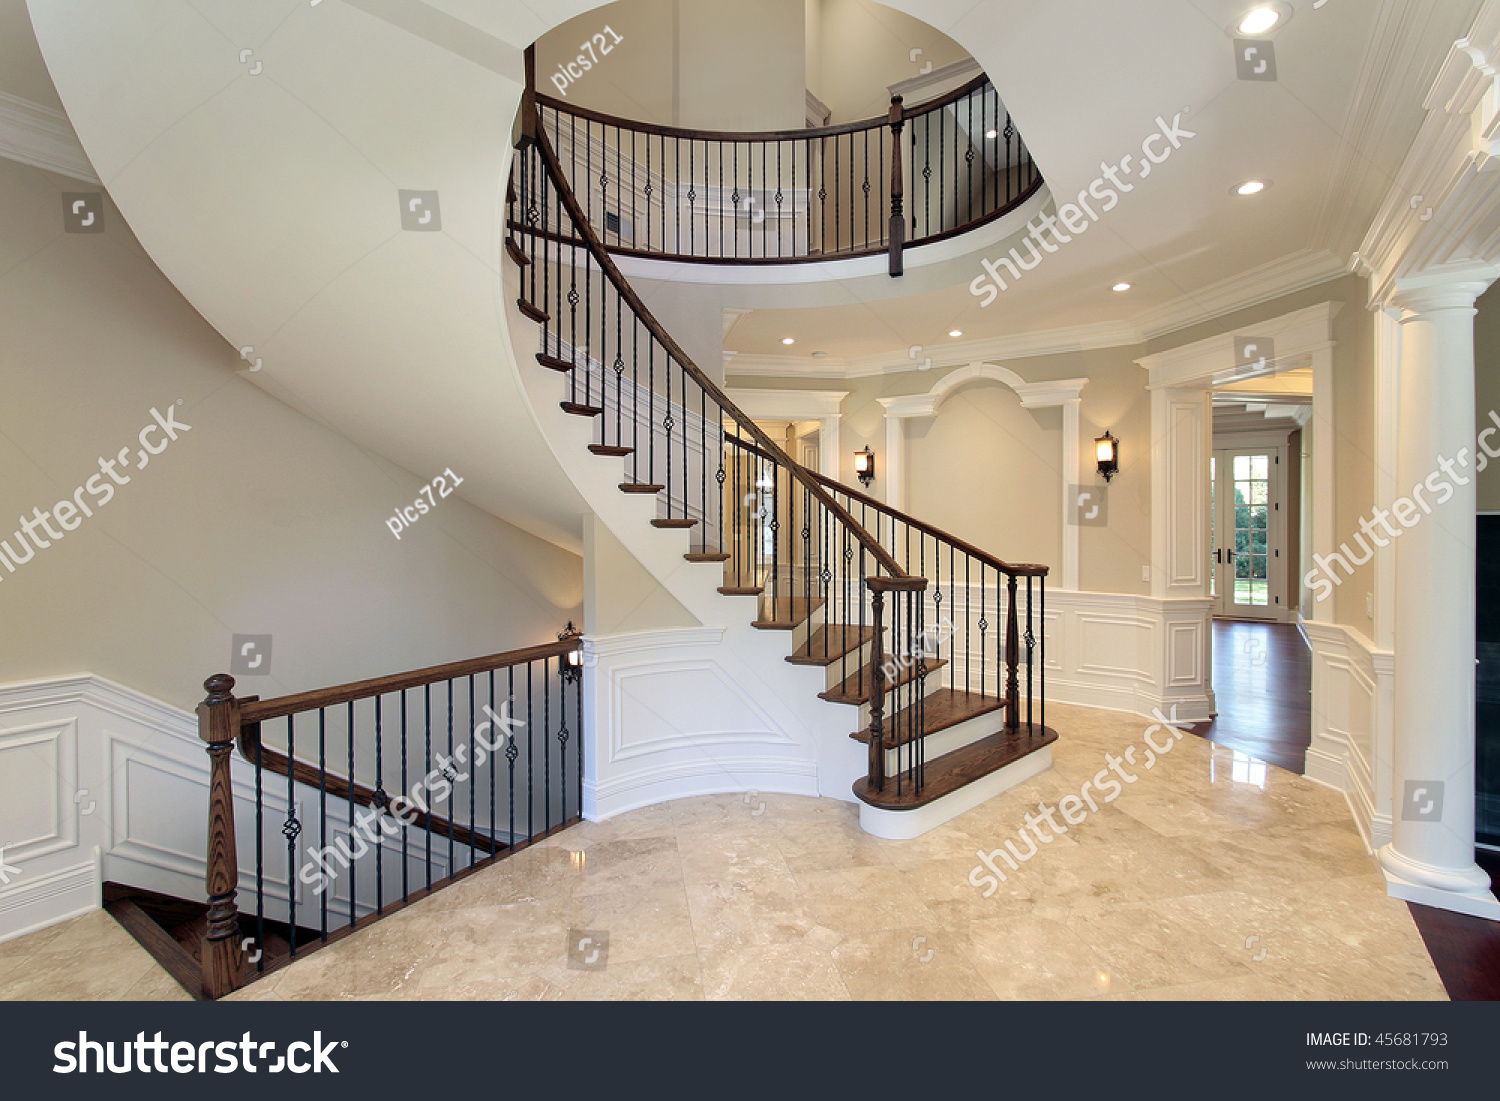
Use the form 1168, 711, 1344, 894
1303, 619, 1392, 850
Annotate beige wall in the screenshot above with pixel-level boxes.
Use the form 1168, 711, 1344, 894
730, 342, 1152, 596
811, 0, 969, 122
537, 0, 806, 130
583, 514, 697, 635
0, 158, 583, 711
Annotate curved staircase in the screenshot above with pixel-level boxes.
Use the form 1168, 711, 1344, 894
506, 62, 1058, 839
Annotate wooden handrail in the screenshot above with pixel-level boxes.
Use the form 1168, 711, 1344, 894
534, 72, 991, 144
239, 638, 579, 723
526, 116, 914, 583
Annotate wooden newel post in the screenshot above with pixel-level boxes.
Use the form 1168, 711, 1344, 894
522, 44, 538, 142
1004, 575, 1020, 733
868, 586, 887, 791
197, 673, 243, 999
888, 95, 905, 278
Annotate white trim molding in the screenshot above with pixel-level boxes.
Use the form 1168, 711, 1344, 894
1301, 619, 1394, 854
724, 387, 848, 476
0, 91, 100, 184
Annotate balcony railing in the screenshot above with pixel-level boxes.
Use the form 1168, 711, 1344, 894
532, 65, 1041, 276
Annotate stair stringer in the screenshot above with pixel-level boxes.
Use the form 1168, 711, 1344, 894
502, 273, 866, 816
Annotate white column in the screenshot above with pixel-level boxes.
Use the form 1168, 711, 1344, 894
1378, 263, 1500, 919
885, 412, 906, 510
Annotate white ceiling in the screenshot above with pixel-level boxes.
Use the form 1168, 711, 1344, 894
8, 0, 1488, 546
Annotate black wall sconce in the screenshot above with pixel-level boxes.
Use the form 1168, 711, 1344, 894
559, 621, 583, 683
854, 446, 876, 487
1096, 431, 1120, 483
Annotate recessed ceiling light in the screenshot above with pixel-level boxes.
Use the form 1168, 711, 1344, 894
1112, 282, 1131, 292
1234, 180, 1269, 196
1238, 7, 1281, 35
948, 329, 963, 338
781, 337, 796, 345
985, 129, 998, 139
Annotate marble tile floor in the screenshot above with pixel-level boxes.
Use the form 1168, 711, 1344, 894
0, 703, 1448, 1001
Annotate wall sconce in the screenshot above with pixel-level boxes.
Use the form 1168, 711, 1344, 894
854, 446, 876, 487
559, 621, 583, 683
1095, 431, 1120, 483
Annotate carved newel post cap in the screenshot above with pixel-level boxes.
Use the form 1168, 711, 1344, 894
202, 673, 236, 703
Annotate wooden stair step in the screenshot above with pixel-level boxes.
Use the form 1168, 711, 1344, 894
537, 353, 575, 373
819, 658, 946, 706
518, 300, 548, 324
719, 586, 763, 596
853, 725, 1059, 810
505, 239, 530, 267
589, 444, 634, 457
787, 625, 878, 666
685, 550, 733, 563
620, 483, 665, 494
751, 596, 826, 630
652, 518, 698, 529
561, 402, 604, 417
850, 688, 1005, 747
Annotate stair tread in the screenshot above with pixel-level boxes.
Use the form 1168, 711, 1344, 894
685, 551, 732, 562
561, 402, 604, 417
620, 483, 665, 493
518, 300, 548, 323
850, 688, 1005, 747
652, 518, 698, 528
853, 724, 1058, 810
589, 444, 634, 456
719, 585, 763, 596
786, 625, 878, 666
818, 658, 946, 706
537, 353, 574, 373
505, 239, 530, 267
751, 596, 826, 630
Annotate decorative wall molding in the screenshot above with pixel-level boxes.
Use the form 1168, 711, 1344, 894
888, 56, 983, 103
1302, 619, 1393, 853
0, 91, 100, 184
725, 387, 847, 475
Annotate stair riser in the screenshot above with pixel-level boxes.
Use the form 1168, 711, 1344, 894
816, 638, 879, 691
859, 746, 1053, 840
856, 663, 948, 728
880, 709, 1005, 777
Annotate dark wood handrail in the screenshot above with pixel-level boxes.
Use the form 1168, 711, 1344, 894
535, 72, 990, 144
527, 117, 914, 583
238, 638, 578, 723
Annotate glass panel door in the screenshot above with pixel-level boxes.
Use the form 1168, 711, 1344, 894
1213, 447, 1283, 620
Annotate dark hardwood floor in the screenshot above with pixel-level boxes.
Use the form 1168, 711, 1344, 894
1193, 619, 1498, 999
1190, 619, 1312, 775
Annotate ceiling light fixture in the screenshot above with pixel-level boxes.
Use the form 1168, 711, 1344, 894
985, 128, 998, 139
781, 337, 796, 345
1112, 282, 1131, 292
1235, 180, 1267, 196
1237, 6, 1281, 35
948, 329, 963, 338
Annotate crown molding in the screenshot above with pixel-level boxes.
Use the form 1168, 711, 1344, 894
724, 387, 848, 419
1357, 0, 1500, 305
724, 250, 1350, 382
0, 91, 98, 184
888, 57, 983, 103
1136, 301, 1342, 390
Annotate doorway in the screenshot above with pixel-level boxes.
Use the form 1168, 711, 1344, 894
1210, 444, 1287, 621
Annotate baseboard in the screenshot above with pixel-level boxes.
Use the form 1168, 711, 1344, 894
0, 851, 100, 945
